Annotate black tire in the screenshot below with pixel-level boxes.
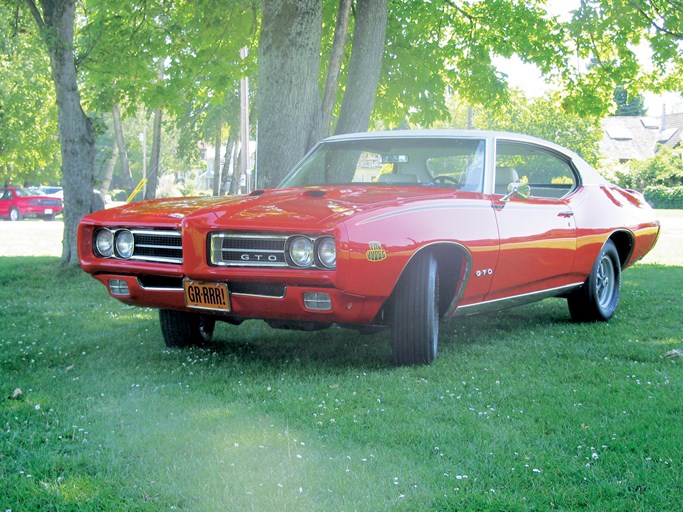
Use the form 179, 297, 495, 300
568, 240, 621, 322
9, 207, 21, 221
391, 252, 440, 365
159, 309, 216, 348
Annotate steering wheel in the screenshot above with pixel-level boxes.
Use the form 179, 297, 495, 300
431, 175, 460, 187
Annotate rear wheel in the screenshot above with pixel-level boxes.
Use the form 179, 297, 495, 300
391, 252, 440, 365
159, 309, 216, 347
9, 207, 21, 221
568, 240, 621, 322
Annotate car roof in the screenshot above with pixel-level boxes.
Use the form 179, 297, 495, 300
322, 129, 608, 186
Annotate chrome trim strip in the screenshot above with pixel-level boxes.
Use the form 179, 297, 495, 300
231, 290, 287, 299
213, 260, 290, 268
452, 282, 583, 317
130, 229, 182, 237
136, 278, 286, 299
130, 255, 183, 264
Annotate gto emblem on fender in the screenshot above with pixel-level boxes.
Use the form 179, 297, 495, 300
366, 242, 387, 262
475, 268, 493, 277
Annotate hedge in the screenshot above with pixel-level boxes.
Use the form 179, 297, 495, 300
644, 185, 683, 209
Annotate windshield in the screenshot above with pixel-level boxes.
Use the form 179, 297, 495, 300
279, 137, 486, 192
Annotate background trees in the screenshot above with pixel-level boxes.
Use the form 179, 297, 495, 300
0, 0, 681, 265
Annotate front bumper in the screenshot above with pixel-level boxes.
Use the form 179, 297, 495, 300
92, 273, 384, 325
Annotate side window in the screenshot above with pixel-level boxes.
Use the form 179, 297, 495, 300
495, 141, 577, 198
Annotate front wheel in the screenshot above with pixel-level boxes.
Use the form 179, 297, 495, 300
9, 207, 21, 221
159, 309, 216, 347
391, 252, 440, 365
568, 240, 621, 322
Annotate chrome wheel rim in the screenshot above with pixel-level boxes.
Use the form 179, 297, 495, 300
596, 255, 615, 309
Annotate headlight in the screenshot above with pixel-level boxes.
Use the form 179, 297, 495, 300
289, 236, 314, 267
317, 237, 336, 269
94, 229, 114, 258
115, 229, 135, 259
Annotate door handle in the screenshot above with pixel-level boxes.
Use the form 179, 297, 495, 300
558, 211, 574, 218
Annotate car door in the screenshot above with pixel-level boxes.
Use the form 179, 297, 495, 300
485, 140, 578, 301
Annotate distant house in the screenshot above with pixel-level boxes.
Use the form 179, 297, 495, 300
601, 113, 683, 164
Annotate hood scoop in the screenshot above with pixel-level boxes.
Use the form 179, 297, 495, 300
304, 189, 327, 198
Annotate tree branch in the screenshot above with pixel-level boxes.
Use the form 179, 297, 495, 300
321, 0, 352, 136
24, 0, 45, 31
630, 0, 683, 40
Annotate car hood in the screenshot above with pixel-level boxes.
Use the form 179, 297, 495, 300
85, 187, 456, 231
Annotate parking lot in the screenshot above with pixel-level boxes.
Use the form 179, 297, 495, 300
1, 211, 682, 265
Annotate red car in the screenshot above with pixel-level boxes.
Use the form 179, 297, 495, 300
0, 186, 63, 221
78, 131, 660, 365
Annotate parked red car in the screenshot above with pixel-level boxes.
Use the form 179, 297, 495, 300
0, 186, 63, 221
78, 131, 660, 365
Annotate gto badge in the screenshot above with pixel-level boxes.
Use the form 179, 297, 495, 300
475, 268, 493, 277
366, 242, 387, 262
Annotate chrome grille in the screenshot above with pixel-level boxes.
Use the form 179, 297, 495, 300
130, 229, 182, 264
210, 233, 288, 267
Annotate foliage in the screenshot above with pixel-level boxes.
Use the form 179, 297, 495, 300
613, 85, 647, 116
440, 93, 603, 165
644, 185, 683, 209
1, 258, 682, 510
561, 0, 683, 117
375, 1, 567, 129
614, 145, 683, 189
0, 5, 60, 185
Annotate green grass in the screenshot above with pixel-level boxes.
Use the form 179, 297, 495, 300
1, 258, 681, 511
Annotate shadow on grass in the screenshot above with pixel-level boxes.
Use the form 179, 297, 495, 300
199, 320, 394, 371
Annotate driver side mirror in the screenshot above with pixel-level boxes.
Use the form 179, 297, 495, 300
502, 182, 530, 201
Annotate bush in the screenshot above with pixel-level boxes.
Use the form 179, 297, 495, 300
617, 146, 683, 190
644, 185, 683, 209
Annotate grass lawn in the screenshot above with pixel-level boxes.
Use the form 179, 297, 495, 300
1, 258, 681, 511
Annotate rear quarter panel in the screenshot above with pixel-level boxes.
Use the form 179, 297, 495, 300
568, 185, 659, 275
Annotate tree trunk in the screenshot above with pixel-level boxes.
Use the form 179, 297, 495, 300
212, 125, 222, 196
257, 0, 322, 187
334, 0, 388, 135
220, 128, 235, 195
99, 141, 118, 197
112, 103, 134, 191
321, 0, 352, 136
144, 108, 163, 200
230, 133, 241, 195
27, 0, 96, 266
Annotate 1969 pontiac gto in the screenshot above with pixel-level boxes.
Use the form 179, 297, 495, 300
78, 131, 660, 365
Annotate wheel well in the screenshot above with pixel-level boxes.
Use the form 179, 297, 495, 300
609, 231, 634, 268
421, 244, 470, 317
383, 244, 469, 323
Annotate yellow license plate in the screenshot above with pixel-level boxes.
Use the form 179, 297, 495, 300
183, 280, 231, 311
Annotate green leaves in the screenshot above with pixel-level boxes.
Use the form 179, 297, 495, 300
0, 5, 60, 185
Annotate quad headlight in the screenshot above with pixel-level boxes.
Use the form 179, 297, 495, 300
289, 236, 315, 267
286, 236, 336, 269
115, 229, 135, 259
94, 229, 114, 258
94, 228, 135, 259
316, 237, 336, 269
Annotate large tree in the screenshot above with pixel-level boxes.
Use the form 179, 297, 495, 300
25, 0, 95, 266
257, 0, 324, 188
257, 0, 388, 187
